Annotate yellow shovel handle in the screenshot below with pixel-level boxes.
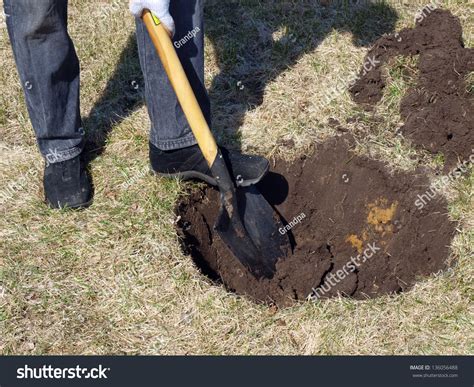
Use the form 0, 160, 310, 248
142, 10, 218, 167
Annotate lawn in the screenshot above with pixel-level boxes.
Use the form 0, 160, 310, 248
0, 0, 472, 355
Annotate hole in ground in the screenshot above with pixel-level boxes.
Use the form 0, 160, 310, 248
177, 136, 456, 307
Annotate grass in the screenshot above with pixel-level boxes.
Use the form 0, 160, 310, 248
0, 0, 472, 355
467, 71, 474, 95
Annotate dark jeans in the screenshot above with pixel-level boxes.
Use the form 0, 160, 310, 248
3, 0, 209, 163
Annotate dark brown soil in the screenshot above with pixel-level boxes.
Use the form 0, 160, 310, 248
177, 136, 456, 306
350, 9, 474, 170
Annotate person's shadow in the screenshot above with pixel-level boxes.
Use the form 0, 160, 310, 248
83, 1, 398, 165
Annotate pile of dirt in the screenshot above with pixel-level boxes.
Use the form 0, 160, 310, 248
177, 136, 456, 306
350, 9, 474, 170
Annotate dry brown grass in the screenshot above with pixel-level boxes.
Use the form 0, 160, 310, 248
0, 0, 472, 355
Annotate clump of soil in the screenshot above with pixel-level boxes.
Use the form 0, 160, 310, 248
177, 136, 456, 306
350, 9, 474, 170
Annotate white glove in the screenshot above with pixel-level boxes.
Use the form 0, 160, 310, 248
129, 0, 175, 35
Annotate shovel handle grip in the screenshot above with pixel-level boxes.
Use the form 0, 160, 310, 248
142, 10, 218, 167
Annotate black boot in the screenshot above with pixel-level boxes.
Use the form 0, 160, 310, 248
43, 155, 93, 209
150, 143, 269, 187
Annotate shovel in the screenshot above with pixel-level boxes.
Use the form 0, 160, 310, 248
142, 10, 289, 278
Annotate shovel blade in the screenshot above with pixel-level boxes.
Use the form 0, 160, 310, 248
214, 185, 289, 279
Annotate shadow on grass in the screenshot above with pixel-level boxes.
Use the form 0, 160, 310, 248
82, 34, 144, 163
205, 0, 398, 146
84, 0, 398, 157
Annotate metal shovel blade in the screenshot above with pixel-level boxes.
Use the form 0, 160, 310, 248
214, 185, 290, 279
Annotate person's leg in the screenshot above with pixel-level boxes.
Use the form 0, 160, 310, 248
135, 0, 208, 150
134, 0, 269, 187
4, 0, 92, 209
4, 0, 83, 163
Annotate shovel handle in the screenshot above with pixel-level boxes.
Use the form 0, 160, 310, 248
142, 10, 218, 167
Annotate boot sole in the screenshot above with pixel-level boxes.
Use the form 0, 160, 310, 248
152, 164, 269, 187
46, 197, 93, 210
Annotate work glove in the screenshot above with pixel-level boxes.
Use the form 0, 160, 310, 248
129, 0, 175, 35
